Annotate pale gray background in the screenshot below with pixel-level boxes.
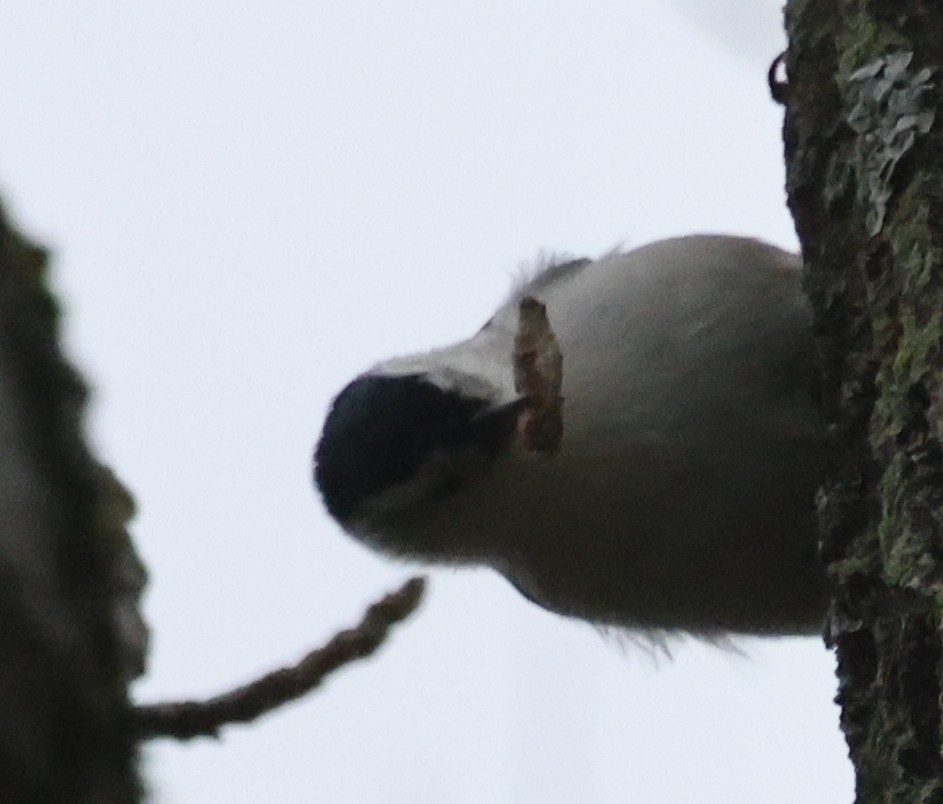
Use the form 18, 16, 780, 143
1, 2, 853, 802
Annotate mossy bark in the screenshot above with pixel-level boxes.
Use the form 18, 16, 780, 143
784, 2, 943, 800
0, 205, 146, 803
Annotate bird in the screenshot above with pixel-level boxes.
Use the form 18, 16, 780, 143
314, 235, 828, 639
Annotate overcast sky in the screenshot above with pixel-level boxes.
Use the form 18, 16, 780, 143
2, 3, 853, 802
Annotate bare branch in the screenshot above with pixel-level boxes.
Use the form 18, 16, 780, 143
134, 576, 426, 741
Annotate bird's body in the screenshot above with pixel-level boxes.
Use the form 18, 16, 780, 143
315, 236, 828, 637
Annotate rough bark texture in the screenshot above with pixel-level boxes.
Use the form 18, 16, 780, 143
0, 204, 146, 803
784, 2, 943, 801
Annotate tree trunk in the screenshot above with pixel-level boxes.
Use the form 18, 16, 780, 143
0, 205, 146, 803
783, 2, 943, 800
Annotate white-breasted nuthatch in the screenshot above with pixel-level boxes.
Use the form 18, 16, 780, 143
314, 235, 828, 638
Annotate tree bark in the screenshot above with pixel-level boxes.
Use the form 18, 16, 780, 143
0, 201, 426, 799
0, 205, 146, 803
783, 2, 943, 800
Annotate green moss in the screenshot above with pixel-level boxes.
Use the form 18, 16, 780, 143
890, 184, 943, 304
867, 175, 943, 591
837, 10, 912, 81
831, 547, 883, 581
785, 0, 834, 53
878, 453, 936, 588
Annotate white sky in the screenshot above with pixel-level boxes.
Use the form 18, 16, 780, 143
1, 2, 853, 802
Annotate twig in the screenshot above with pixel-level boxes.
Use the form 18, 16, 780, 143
768, 51, 788, 105
134, 576, 426, 740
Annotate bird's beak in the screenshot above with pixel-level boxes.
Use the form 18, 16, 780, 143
470, 396, 531, 453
